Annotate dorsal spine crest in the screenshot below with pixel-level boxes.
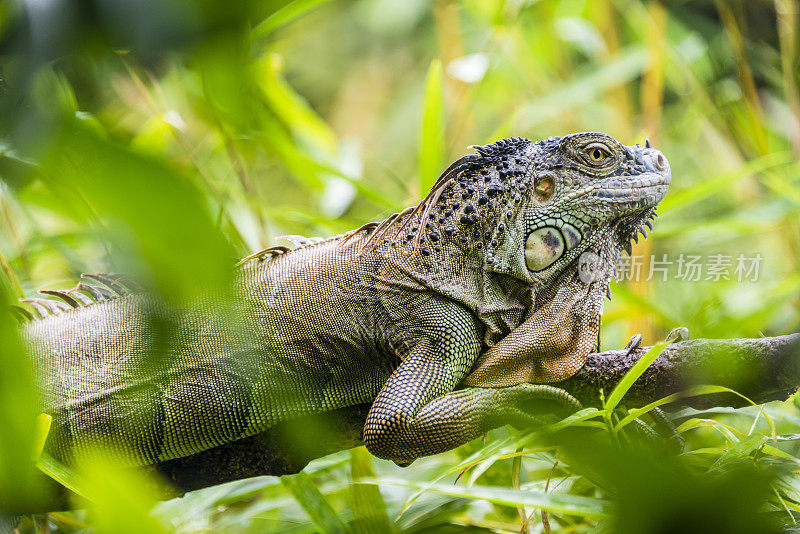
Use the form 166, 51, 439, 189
15, 274, 140, 322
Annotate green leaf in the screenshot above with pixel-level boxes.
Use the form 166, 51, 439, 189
708, 434, 770, 474
281, 471, 348, 534
675, 418, 744, 443
371, 478, 610, 519
79, 460, 171, 534
253, 0, 332, 39
0, 275, 44, 512
39, 120, 235, 300
604, 342, 669, 413
35, 453, 87, 500
418, 59, 445, 196
31, 413, 52, 461
616, 385, 776, 438
349, 447, 392, 534
256, 54, 339, 155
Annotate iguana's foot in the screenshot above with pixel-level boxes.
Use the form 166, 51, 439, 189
622, 334, 642, 356
665, 326, 690, 344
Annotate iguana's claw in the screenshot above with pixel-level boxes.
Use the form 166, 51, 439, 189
665, 327, 690, 344
622, 333, 642, 356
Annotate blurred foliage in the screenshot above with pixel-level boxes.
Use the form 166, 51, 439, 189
1, 0, 799, 532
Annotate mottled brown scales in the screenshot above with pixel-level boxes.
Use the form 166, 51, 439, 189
21, 132, 670, 466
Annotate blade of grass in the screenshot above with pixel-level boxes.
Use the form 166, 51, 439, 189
604, 342, 669, 413
676, 418, 745, 441
349, 447, 392, 534
253, 0, 333, 39
256, 54, 338, 155
31, 414, 52, 461
616, 385, 776, 439
281, 471, 348, 534
511, 447, 527, 532
397, 441, 552, 520
370, 478, 610, 520
419, 59, 445, 196
35, 453, 87, 500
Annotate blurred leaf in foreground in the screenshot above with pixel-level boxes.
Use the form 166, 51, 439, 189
559, 431, 784, 534
37, 118, 235, 299
418, 59, 445, 196
0, 272, 48, 513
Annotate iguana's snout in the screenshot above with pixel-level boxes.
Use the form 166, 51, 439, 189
537, 133, 671, 221
593, 140, 671, 213
597, 139, 671, 254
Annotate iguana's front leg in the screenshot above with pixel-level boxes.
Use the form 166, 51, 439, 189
364, 299, 579, 464
462, 272, 608, 387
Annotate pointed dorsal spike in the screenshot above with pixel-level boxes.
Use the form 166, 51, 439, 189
76, 282, 115, 302
9, 305, 34, 322
22, 298, 70, 315
39, 290, 80, 308
236, 245, 297, 266
49, 299, 71, 313
20, 299, 47, 317
81, 274, 129, 296
471, 145, 490, 157
66, 287, 95, 306
108, 274, 144, 292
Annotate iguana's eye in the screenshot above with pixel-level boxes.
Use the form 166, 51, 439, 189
587, 144, 610, 162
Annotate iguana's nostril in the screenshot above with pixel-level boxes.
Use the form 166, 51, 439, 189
655, 153, 666, 170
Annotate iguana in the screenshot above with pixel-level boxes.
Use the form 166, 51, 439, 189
18, 132, 670, 468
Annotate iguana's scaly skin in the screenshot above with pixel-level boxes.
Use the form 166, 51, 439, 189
22, 132, 671, 466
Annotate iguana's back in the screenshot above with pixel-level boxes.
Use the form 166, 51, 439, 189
25, 238, 403, 466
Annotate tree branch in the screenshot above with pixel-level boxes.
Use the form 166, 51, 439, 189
559, 334, 800, 407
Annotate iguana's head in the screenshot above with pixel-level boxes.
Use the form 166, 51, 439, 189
485, 131, 672, 285
363, 131, 671, 287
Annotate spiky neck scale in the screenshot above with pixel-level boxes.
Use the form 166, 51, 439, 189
412, 137, 534, 261
347, 137, 535, 264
